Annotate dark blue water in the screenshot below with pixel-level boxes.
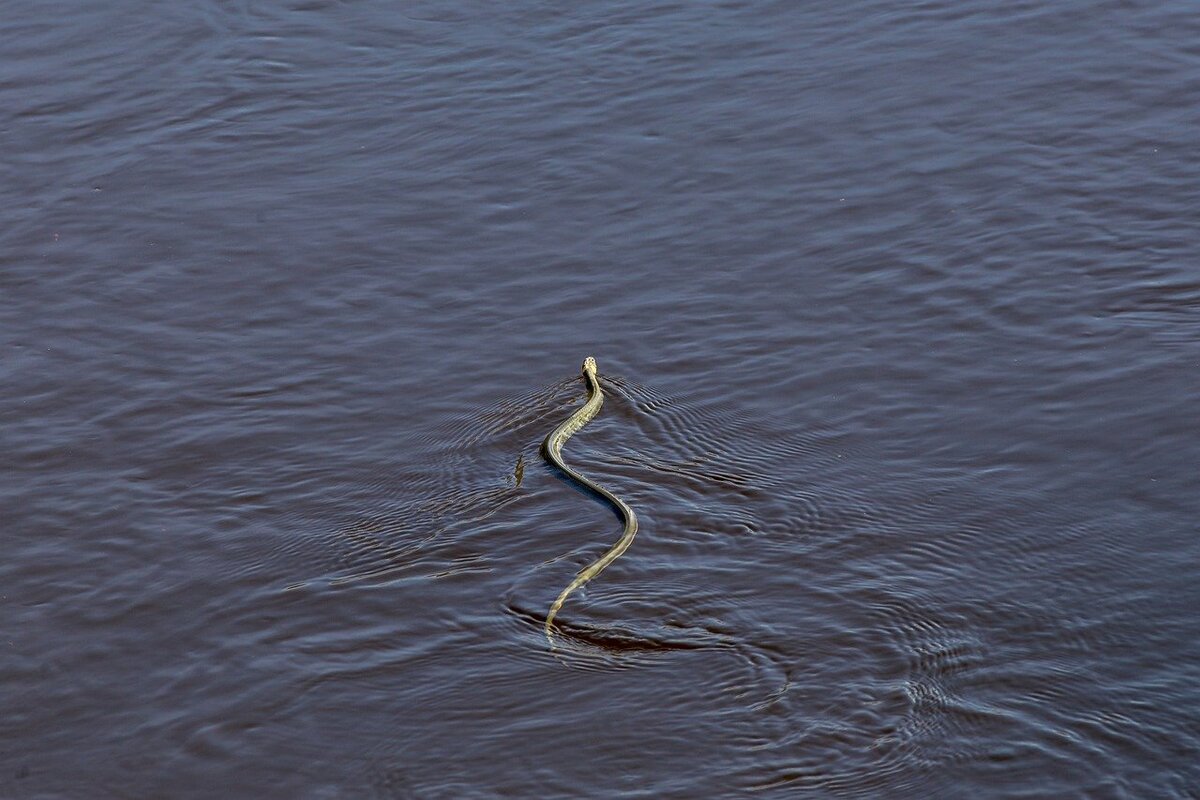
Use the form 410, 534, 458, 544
4, 1, 1199, 797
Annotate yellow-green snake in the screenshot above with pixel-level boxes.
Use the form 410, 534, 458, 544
542, 356, 639, 643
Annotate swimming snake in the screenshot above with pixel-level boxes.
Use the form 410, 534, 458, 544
542, 357, 639, 643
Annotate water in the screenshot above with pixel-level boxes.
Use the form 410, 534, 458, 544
3, 1, 1199, 797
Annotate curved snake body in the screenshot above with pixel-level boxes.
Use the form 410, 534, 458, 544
542, 357, 639, 642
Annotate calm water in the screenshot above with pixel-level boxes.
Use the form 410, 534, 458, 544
3, 1, 1199, 797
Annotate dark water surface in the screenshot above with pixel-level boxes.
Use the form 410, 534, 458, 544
4, 1, 1199, 797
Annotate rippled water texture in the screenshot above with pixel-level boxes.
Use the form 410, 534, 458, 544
3, 1, 1199, 797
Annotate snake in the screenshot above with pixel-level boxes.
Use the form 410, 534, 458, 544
542, 356, 639, 644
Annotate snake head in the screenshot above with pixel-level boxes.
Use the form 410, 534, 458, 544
582, 356, 598, 377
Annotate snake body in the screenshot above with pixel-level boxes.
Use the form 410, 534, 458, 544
542, 356, 639, 642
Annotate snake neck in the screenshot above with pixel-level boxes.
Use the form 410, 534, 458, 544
544, 370, 604, 460
582, 367, 601, 407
